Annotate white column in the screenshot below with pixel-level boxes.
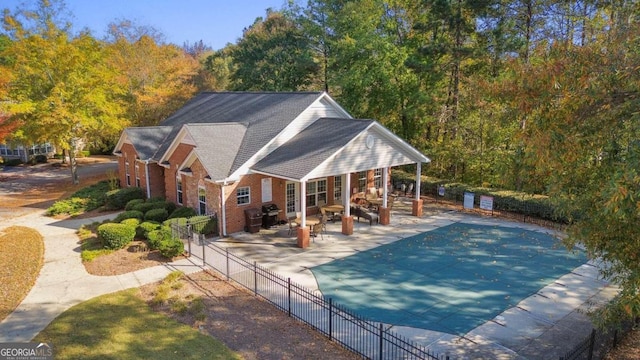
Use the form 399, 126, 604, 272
144, 161, 151, 199
344, 173, 351, 216
382, 167, 389, 207
415, 163, 422, 200
300, 180, 307, 227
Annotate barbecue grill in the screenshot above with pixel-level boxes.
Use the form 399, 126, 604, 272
261, 203, 282, 228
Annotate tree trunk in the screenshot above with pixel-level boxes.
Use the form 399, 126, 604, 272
69, 140, 79, 185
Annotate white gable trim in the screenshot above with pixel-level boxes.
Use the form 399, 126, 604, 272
227, 92, 353, 180
112, 131, 131, 156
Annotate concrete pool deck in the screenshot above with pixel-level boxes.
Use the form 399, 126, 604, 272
211, 199, 618, 359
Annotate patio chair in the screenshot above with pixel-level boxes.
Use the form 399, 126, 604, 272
311, 222, 324, 241
287, 217, 298, 236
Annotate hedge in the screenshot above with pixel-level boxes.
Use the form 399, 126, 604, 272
147, 228, 172, 250
105, 187, 145, 210
114, 210, 144, 223
158, 237, 184, 258
97, 223, 136, 249
124, 199, 145, 211
168, 206, 197, 219
137, 221, 161, 239
391, 170, 564, 223
145, 208, 169, 223
189, 215, 217, 235
120, 218, 141, 228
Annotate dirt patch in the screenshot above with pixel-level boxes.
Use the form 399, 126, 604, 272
83, 240, 186, 276
139, 270, 359, 360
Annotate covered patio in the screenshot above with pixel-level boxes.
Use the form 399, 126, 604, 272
250, 118, 430, 248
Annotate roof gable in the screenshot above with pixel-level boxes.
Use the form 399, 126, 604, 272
158, 92, 324, 173
114, 126, 172, 160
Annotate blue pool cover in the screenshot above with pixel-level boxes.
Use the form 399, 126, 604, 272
310, 223, 587, 335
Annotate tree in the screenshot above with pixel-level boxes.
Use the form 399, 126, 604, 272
1, 0, 125, 183
230, 10, 320, 91
105, 21, 199, 127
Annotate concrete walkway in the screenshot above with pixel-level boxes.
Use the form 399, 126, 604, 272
0, 210, 203, 342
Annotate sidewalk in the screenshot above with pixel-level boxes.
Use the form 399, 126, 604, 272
0, 211, 204, 342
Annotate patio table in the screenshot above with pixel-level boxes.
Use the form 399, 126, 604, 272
294, 216, 320, 231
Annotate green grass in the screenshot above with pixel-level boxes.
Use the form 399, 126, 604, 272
34, 289, 241, 360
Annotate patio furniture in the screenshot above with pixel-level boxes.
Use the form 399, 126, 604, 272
351, 205, 379, 226
287, 217, 298, 236
295, 216, 321, 231
321, 204, 344, 222
311, 222, 324, 241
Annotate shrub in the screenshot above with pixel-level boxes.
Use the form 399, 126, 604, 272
137, 221, 161, 239
104, 187, 145, 210
147, 227, 172, 250
163, 217, 188, 228
125, 198, 145, 211
97, 223, 136, 249
168, 207, 197, 219
189, 215, 217, 235
159, 237, 184, 258
46, 181, 111, 216
114, 210, 144, 223
145, 208, 169, 223
120, 218, 140, 228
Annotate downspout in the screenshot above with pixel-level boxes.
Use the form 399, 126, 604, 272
220, 183, 227, 237
144, 160, 151, 199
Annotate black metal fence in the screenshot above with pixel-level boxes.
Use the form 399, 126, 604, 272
559, 318, 638, 360
184, 238, 444, 360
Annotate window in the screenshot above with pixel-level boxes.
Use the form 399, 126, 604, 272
334, 176, 342, 201
374, 168, 383, 190
135, 163, 140, 187
125, 160, 131, 186
198, 187, 206, 215
176, 178, 183, 204
358, 171, 367, 192
306, 178, 327, 207
237, 186, 250, 205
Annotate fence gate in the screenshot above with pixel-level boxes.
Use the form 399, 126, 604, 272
167, 214, 217, 258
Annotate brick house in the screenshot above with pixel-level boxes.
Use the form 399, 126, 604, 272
113, 92, 429, 245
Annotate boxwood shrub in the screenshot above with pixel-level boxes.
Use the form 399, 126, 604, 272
114, 210, 144, 223
97, 223, 136, 249
168, 206, 197, 219
105, 187, 145, 210
145, 208, 169, 223
147, 227, 172, 250
124, 198, 145, 211
137, 221, 161, 239
158, 237, 184, 258
120, 218, 141, 228
189, 215, 217, 235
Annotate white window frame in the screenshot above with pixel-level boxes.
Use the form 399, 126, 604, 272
198, 186, 206, 215
333, 176, 342, 201
306, 178, 327, 207
237, 186, 250, 205
135, 163, 141, 187
125, 160, 131, 186
358, 171, 367, 192
373, 168, 383, 190
176, 177, 183, 205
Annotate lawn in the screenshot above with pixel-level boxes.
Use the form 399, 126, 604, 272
0, 226, 43, 321
34, 289, 241, 360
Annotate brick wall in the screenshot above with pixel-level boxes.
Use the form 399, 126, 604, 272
163, 143, 194, 204
118, 144, 136, 188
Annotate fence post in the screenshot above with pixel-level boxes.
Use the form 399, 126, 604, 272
226, 248, 230, 281
187, 223, 192, 256
287, 277, 292, 317
587, 329, 596, 360
329, 298, 333, 341
201, 234, 205, 264
379, 323, 384, 360
254, 261, 258, 296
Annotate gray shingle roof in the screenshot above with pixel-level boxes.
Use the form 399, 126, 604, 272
185, 123, 247, 181
252, 118, 373, 180
158, 92, 323, 173
124, 126, 173, 160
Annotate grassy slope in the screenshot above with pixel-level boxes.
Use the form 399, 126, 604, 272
34, 289, 241, 360
0, 226, 43, 321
